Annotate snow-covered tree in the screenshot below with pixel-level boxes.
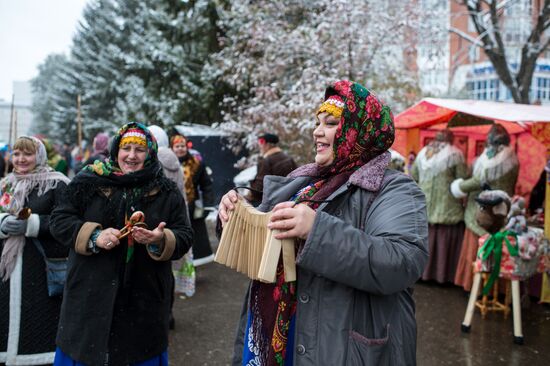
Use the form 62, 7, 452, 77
452, 0, 550, 104
207, 0, 424, 163
70, 0, 126, 135
31, 54, 71, 136
118, 0, 224, 126
32, 0, 224, 140
31, 53, 84, 141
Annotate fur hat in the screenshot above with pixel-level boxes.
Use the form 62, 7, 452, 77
487, 124, 510, 147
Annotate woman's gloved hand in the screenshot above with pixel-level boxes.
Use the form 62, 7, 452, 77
0, 215, 27, 235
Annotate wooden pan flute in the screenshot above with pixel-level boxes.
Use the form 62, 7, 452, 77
215, 198, 296, 283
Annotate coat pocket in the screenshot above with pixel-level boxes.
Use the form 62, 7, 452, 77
346, 325, 391, 366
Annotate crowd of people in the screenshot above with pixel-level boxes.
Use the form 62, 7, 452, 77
0, 123, 216, 365
0, 79, 546, 365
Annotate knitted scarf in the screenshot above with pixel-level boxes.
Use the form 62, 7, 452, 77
0, 136, 70, 280
248, 81, 395, 365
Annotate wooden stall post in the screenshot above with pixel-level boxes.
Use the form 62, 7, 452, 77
541, 148, 550, 303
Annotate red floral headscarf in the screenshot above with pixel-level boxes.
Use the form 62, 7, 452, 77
323, 80, 394, 174
298, 80, 395, 204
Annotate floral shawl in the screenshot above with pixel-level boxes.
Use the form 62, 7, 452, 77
0, 136, 70, 280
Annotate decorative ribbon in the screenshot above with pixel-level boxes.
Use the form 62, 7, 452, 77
477, 230, 519, 295
119, 211, 146, 263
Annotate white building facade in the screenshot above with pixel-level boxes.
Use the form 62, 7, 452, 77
0, 81, 33, 145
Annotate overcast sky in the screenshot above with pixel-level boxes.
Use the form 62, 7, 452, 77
0, 0, 89, 102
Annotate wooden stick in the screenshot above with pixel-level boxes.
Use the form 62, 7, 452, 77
511, 280, 523, 339
8, 94, 14, 147
463, 272, 481, 328
4, 95, 15, 176
282, 239, 296, 282
77, 94, 82, 153
13, 111, 17, 140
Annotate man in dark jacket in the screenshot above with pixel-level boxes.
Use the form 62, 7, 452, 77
249, 133, 297, 205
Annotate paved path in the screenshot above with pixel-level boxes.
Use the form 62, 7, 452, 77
169, 263, 550, 365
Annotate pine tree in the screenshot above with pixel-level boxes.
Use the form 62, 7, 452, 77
32, 0, 225, 141
31, 54, 71, 136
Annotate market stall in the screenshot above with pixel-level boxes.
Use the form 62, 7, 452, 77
394, 98, 550, 303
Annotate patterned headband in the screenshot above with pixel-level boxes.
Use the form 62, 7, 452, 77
120, 128, 147, 147
317, 95, 344, 119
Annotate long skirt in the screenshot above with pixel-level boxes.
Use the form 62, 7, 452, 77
422, 222, 465, 283
453, 228, 481, 291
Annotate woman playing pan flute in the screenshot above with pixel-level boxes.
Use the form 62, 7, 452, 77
219, 81, 428, 366
50, 122, 193, 366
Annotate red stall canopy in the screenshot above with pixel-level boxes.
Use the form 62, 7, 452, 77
396, 98, 550, 129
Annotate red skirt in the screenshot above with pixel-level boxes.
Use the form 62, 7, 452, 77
453, 228, 480, 291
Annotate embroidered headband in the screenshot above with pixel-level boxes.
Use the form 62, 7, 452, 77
119, 128, 147, 147
317, 95, 344, 118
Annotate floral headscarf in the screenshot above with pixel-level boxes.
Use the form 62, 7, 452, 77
73, 122, 163, 224
425, 129, 454, 159
92, 132, 110, 155
296, 80, 395, 204
324, 80, 394, 172
70, 123, 167, 275
86, 122, 158, 177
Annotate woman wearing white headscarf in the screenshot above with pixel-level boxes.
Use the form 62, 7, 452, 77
149, 125, 195, 309
0, 136, 70, 365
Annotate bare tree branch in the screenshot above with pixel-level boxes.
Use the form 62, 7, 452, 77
449, 27, 484, 46
454, 0, 550, 103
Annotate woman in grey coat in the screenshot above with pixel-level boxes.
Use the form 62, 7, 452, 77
219, 81, 428, 366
